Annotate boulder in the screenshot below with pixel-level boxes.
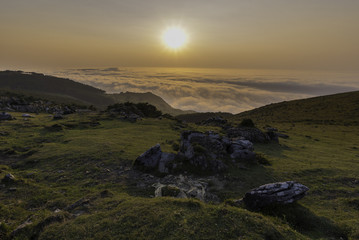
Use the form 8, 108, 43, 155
201, 116, 227, 126
153, 175, 219, 202
179, 131, 228, 173
22, 113, 33, 118
243, 181, 309, 210
0, 112, 13, 120
158, 152, 176, 173
227, 127, 270, 143
228, 139, 256, 161
2, 173, 16, 183
230, 149, 256, 160
134, 144, 162, 171
266, 131, 279, 143
276, 132, 289, 139
53, 114, 64, 120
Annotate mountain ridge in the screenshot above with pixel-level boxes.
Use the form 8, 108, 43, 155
0, 70, 193, 116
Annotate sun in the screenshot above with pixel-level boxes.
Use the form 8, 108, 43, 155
162, 27, 188, 50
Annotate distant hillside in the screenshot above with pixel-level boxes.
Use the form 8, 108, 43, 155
0, 70, 112, 107
0, 70, 193, 115
110, 92, 195, 116
176, 112, 233, 123
234, 91, 359, 125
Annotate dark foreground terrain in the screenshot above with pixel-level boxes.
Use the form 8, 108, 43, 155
0, 72, 358, 239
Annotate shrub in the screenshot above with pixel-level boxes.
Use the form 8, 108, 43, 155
239, 118, 255, 128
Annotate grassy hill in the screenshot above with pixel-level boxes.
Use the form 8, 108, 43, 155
233, 91, 359, 125
1, 75, 359, 239
0, 70, 192, 115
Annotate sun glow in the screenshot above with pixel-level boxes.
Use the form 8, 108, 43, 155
162, 27, 188, 50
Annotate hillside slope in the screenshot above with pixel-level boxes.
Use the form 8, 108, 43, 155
0, 70, 192, 115
111, 92, 195, 116
234, 91, 359, 125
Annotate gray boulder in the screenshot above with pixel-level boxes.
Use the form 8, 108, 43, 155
229, 139, 256, 161
180, 131, 228, 173
276, 132, 289, 139
158, 152, 176, 173
134, 144, 163, 171
243, 181, 309, 210
0, 112, 13, 120
227, 127, 270, 143
2, 173, 16, 183
153, 175, 219, 202
53, 114, 64, 120
134, 144, 176, 173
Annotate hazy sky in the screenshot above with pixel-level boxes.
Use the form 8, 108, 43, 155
1, 0, 359, 71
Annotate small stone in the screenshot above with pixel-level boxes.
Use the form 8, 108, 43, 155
2, 173, 16, 183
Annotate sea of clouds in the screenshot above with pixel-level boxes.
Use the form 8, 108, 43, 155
50, 67, 359, 114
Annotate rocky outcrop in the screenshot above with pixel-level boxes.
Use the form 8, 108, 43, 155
133, 144, 176, 173
227, 127, 270, 143
2, 173, 16, 183
179, 131, 229, 173
153, 174, 219, 202
243, 181, 309, 210
229, 139, 256, 160
134, 130, 257, 175
0, 96, 79, 114
0, 112, 13, 120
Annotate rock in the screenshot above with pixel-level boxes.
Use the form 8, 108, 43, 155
158, 152, 176, 173
153, 175, 219, 202
231, 139, 254, 151
264, 127, 278, 132
227, 127, 270, 143
0, 112, 13, 120
230, 149, 256, 160
266, 131, 279, 143
276, 132, 289, 139
179, 131, 228, 173
134, 144, 163, 171
127, 113, 141, 122
22, 113, 33, 118
243, 181, 309, 210
53, 114, 64, 120
2, 173, 16, 183
228, 139, 256, 161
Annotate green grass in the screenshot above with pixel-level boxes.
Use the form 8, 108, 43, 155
0, 110, 358, 239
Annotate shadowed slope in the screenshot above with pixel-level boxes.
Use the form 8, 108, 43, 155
234, 91, 359, 125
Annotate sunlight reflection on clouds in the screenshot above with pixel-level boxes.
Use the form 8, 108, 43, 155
50, 68, 359, 113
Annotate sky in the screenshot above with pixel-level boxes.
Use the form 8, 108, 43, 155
1, 0, 359, 71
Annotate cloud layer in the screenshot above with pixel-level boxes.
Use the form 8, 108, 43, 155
50, 67, 359, 113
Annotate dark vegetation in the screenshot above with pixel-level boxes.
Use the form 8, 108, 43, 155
107, 102, 162, 118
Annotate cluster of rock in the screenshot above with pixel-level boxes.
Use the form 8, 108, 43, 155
134, 130, 257, 174
226, 126, 289, 143
153, 175, 219, 202
106, 102, 161, 122
0, 96, 79, 114
242, 181, 309, 210
117, 113, 142, 122
0, 112, 13, 120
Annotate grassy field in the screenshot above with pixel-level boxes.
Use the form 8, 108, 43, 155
0, 105, 358, 239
